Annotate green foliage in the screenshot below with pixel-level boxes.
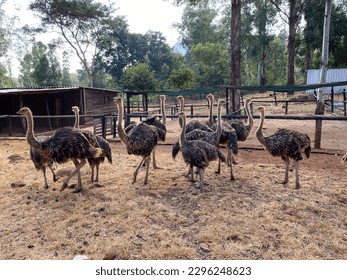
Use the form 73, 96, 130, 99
189, 42, 229, 87
19, 41, 62, 87
168, 67, 195, 90
174, 0, 227, 49
120, 63, 158, 91
29, 0, 115, 87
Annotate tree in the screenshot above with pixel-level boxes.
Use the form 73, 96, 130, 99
190, 42, 230, 87
120, 63, 158, 91
168, 67, 195, 89
172, 0, 242, 113
29, 0, 115, 87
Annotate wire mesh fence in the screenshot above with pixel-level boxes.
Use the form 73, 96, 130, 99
0, 114, 118, 138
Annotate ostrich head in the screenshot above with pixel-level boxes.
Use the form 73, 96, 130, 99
114, 96, 123, 106
159, 95, 166, 102
206, 93, 215, 104
257, 106, 265, 114
175, 95, 184, 102
72, 106, 80, 114
17, 107, 32, 116
245, 98, 252, 105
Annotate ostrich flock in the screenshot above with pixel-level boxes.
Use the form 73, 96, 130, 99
17, 92, 346, 193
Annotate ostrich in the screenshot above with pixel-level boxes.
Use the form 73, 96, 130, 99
176, 94, 214, 133
224, 98, 254, 165
256, 106, 311, 189
114, 96, 159, 185
17, 107, 102, 192
172, 99, 231, 178
177, 111, 226, 192
211, 121, 239, 180
72, 106, 80, 129
141, 94, 167, 169
72, 105, 112, 182
172, 98, 225, 158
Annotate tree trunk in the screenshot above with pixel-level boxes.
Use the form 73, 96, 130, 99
314, 0, 332, 149
287, 0, 296, 96
230, 0, 241, 114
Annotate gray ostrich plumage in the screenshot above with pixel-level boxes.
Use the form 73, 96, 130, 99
141, 94, 167, 169
227, 98, 254, 141
29, 135, 57, 189
175, 94, 214, 133
211, 121, 238, 180
72, 106, 112, 182
17, 107, 102, 192
177, 111, 225, 192
256, 106, 311, 189
172, 98, 225, 159
114, 96, 159, 185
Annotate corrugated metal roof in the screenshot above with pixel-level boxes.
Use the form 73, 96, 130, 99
307, 68, 347, 93
0, 86, 122, 95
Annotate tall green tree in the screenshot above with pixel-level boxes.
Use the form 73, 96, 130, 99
190, 42, 230, 87
168, 67, 195, 89
29, 0, 115, 87
173, 0, 242, 112
120, 63, 158, 91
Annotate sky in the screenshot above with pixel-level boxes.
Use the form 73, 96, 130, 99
2, 0, 184, 76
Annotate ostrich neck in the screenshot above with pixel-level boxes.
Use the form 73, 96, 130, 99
256, 110, 266, 146
215, 101, 222, 142
208, 97, 214, 127
24, 112, 40, 148
245, 101, 253, 129
116, 101, 129, 144
179, 98, 185, 112
161, 99, 166, 125
74, 110, 80, 129
179, 115, 186, 147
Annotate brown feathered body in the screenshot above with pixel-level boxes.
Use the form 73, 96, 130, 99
227, 98, 254, 141
176, 94, 214, 133
17, 106, 102, 191
256, 106, 311, 189
178, 111, 225, 192
114, 97, 159, 184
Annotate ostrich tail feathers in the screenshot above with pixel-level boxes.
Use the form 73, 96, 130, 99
305, 145, 311, 159
172, 141, 180, 159
230, 133, 238, 155
218, 149, 226, 162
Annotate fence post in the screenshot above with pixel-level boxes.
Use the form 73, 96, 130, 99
190, 105, 193, 118
331, 86, 334, 113
285, 101, 288, 115
102, 116, 106, 139
343, 89, 346, 116
274, 91, 277, 106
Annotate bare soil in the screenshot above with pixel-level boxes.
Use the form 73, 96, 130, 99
1, 94, 347, 260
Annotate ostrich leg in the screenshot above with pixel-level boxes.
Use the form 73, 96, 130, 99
198, 168, 205, 192
281, 158, 290, 185
144, 156, 151, 185
152, 147, 159, 169
61, 159, 87, 192
294, 160, 301, 189
133, 157, 146, 184
41, 166, 49, 189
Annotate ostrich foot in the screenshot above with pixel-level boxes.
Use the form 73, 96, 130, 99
295, 183, 301, 189
53, 175, 58, 182
153, 165, 160, 169
198, 182, 204, 192
72, 186, 82, 193
215, 169, 221, 174
230, 175, 236, 181
60, 182, 69, 191
44, 184, 49, 189
279, 180, 288, 185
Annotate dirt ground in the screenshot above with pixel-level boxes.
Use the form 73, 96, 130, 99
1, 95, 347, 260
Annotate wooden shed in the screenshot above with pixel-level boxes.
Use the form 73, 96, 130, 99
0, 86, 121, 116
0, 87, 122, 136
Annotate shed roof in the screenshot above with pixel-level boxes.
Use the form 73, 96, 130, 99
0, 86, 121, 95
306, 68, 347, 93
